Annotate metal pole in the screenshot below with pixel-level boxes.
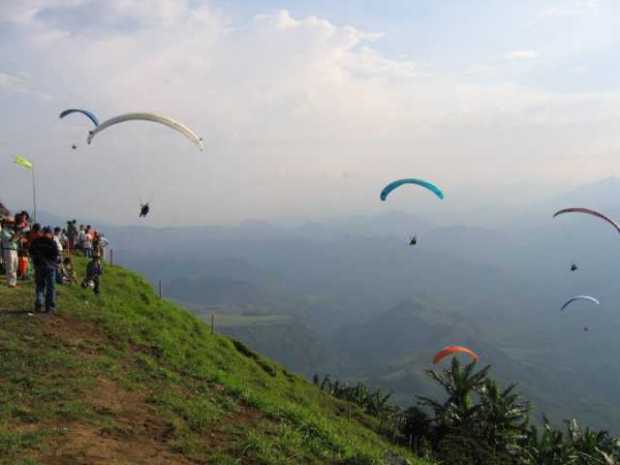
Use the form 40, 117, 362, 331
210, 314, 215, 335
31, 166, 37, 223
158, 280, 163, 298
110, 249, 114, 266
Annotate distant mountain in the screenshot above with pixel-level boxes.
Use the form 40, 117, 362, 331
211, 313, 328, 376
329, 299, 620, 431
329, 299, 478, 374
30, 177, 620, 433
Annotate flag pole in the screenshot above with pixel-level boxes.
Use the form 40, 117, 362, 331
32, 165, 37, 222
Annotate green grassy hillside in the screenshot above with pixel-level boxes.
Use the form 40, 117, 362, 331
0, 258, 427, 465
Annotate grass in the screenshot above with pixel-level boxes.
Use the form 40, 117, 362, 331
0, 257, 429, 465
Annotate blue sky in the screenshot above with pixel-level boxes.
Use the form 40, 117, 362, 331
228, 0, 620, 90
1, 1, 620, 225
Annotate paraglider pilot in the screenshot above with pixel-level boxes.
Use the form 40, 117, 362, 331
139, 203, 150, 218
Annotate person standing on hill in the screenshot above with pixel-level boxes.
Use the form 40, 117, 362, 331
1, 218, 20, 288
25, 223, 42, 252
92, 230, 100, 258
0, 204, 11, 272
66, 220, 78, 252
30, 227, 59, 313
0, 202, 9, 219
97, 233, 109, 261
15, 211, 29, 230
53, 227, 64, 254
83, 225, 93, 258
53, 227, 64, 284
77, 224, 86, 253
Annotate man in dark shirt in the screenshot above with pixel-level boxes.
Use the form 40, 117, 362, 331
30, 226, 59, 313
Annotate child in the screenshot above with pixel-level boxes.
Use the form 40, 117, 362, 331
81, 256, 102, 295
60, 257, 77, 284
17, 250, 29, 281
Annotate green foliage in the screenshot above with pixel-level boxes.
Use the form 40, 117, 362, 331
397, 358, 619, 464
314, 374, 399, 420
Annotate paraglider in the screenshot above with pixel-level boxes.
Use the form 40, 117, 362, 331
59, 109, 99, 127
380, 178, 444, 202
380, 179, 443, 246
553, 208, 620, 234
88, 113, 204, 151
561, 295, 600, 311
60, 109, 99, 150
570, 264, 578, 272
139, 203, 150, 218
433, 346, 479, 365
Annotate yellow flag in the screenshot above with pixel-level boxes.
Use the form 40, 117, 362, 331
14, 155, 33, 170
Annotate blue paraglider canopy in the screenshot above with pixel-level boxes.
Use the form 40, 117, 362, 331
59, 109, 99, 127
380, 178, 444, 202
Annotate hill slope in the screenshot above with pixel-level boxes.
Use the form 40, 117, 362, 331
0, 259, 425, 465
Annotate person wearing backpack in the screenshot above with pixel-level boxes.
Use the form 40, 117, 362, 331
29, 227, 59, 313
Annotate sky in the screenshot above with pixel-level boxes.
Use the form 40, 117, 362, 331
1, 0, 620, 226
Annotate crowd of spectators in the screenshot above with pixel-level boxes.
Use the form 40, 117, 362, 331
0, 202, 107, 313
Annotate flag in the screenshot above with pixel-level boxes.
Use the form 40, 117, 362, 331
14, 155, 32, 170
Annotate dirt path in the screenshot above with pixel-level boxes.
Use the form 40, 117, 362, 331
19, 312, 264, 465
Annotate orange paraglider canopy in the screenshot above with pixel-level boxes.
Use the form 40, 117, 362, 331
433, 346, 479, 364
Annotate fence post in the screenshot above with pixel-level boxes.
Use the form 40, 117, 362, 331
158, 280, 163, 298
110, 249, 114, 266
210, 314, 215, 335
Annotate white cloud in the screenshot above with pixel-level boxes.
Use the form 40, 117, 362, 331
1, 1, 620, 225
0, 0, 86, 24
505, 50, 539, 60
540, 0, 600, 18
0, 72, 28, 91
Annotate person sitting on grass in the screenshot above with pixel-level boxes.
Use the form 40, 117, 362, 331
82, 256, 102, 295
59, 257, 77, 284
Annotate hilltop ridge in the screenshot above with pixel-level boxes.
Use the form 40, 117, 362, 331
0, 258, 424, 465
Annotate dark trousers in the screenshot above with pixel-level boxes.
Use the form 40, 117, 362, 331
82, 275, 100, 295
35, 266, 56, 311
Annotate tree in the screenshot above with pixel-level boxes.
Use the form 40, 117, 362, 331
418, 358, 489, 431
478, 379, 530, 458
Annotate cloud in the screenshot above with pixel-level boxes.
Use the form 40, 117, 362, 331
0, 71, 49, 99
0, 72, 28, 92
505, 50, 539, 60
0, 0, 86, 24
1, 1, 620, 225
540, 0, 600, 18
